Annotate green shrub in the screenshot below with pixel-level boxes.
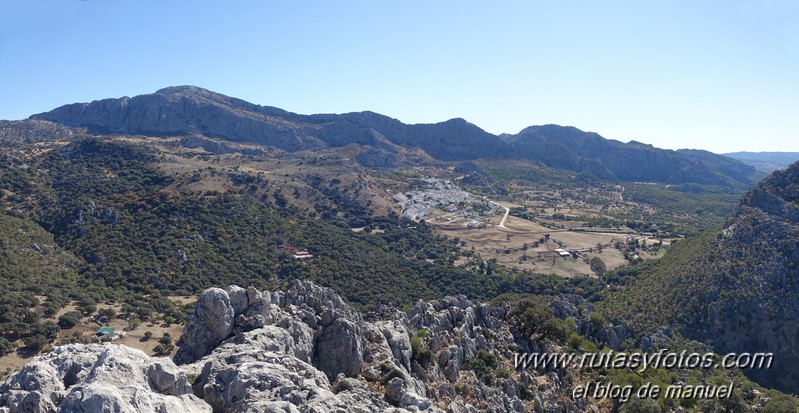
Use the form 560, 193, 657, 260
762, 394, 799, 413
569, 333, 583, 350
454, 383, 471, 396
618, 397, 662, 413
465, 350, 498, 386
333, 379, 354, 394
411, 329, 433, 366
410, 335, 422, 358
153, 343, 174, 356
509, 298, 569, 343
379, 362, 404, 385
589, 311, 607, 333
519, 384, 533, 400
564, 316, 577, 332
508, 344, 524, 353
186, 373, 200, 385
159, 333, 172, 345
0, 338, 14, 356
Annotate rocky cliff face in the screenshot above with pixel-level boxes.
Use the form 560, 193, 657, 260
31, 86, 757, 185
619, 161, 799, 393
32, 86, 326, 151
1, 280, 605, 413
702, 161, 799, 391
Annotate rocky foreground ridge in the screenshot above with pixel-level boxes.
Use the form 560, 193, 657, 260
0, 280, 612, 413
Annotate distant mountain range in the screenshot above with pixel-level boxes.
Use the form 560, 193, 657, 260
28, 85, 758, 185
724, 151, 799, 173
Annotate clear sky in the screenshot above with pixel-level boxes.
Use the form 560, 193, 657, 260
1, 0, 797, 153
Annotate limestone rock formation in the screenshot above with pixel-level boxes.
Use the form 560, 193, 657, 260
2, 280, 606, 413
174, 287, 235, 364
695, 161, 799, 391
0, 344, 208, 413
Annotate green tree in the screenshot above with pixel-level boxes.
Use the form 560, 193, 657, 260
58, 311, 83, 329
410, 329, 432, 366
23, 334, 49, 353
589, 311, 607, 335
0, 337, 14, 356
589, 256, 607, 276
98, 308, 117, 319
509, 298, 569, 343
127, 318, 142, 331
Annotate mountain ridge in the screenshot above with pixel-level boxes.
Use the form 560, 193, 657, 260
606, 159, 799, 392
30, 86, 757, 185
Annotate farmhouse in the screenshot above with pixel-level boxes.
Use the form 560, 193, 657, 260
554, 248, 571, 257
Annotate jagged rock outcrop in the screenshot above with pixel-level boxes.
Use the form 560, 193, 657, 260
2, 280, 603, 413
174, 287, 235, 364
186, 326, 409, 413
315, 317, 363, 379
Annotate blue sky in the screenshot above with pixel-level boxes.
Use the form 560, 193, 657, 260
1, 0, 797, 153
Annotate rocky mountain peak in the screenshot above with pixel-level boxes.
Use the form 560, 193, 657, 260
155, 85, 213, 96
736, 160, 799, 224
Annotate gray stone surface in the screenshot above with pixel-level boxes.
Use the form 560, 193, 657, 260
0, 344, 208, 413
1, 280, 616, 413
174, 287, 235, 364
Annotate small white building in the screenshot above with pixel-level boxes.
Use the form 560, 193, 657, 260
292, 250, 314, 260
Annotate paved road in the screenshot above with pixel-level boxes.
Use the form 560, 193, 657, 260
488, 201, 511, 230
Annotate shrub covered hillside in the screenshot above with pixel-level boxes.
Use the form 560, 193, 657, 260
602, 160, 799, 393
0, 138, 602, 356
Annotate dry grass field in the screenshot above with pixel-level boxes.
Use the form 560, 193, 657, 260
0, 296, 194, 378
433, 195, 666, 278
